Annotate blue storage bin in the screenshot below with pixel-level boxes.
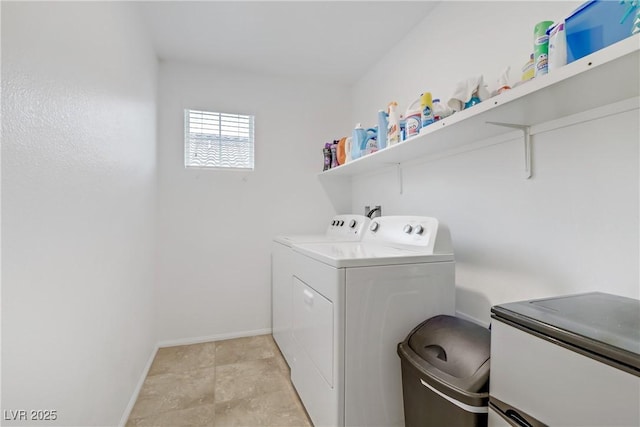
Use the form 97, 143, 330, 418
565, 0, 637, 63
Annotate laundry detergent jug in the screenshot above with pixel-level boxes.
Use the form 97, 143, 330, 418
404, 98, 422, 139
351, 123, 377, 160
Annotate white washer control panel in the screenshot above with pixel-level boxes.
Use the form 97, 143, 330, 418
363, 216, 452, 255
326, 214, 369, 238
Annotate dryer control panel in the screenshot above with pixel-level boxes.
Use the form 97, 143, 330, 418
325, 214, 370, 239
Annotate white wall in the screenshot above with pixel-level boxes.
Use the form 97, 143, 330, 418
156, 61, 351, 343
353, 1, 584, 123
1, 2, 158, 425
351, 1, 639, 325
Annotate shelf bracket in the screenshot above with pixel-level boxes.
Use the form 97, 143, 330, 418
397, 163, 403, 195
486, 122, 532, 179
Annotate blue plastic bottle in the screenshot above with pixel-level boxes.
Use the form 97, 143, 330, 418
351, 123, 377, 159
464, 94, 481, 110
377, 110, 389, 150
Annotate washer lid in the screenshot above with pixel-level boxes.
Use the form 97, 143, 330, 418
273, 214, 370, 247
492, 292, 640, 374
292, 241, 454, 268
274, 234, 338, 247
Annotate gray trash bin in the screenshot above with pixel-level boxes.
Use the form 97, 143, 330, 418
397, 315, 491, 427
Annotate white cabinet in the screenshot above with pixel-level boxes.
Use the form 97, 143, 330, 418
490, 319, 640, 426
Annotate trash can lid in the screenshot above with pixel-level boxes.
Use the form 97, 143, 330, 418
408, 315, 491, 392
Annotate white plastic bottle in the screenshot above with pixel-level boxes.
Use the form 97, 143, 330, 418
547, 21, 567, 72
387, 102, 400, 146
404, 97, 422, 139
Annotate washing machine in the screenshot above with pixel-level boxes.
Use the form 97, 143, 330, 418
272, 214, 370, 366
289, 216, 456, 427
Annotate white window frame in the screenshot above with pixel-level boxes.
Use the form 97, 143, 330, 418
184, 108, 255, 170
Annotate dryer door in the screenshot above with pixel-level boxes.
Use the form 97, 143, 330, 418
292, 277, 333, 386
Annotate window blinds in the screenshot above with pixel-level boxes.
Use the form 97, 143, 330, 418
185, 109, 255, 169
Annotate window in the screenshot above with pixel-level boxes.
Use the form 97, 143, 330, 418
184, 109, 255, 170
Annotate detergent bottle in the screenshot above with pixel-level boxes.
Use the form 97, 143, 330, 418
387, 102, 400, 146
432, 99, 452, 121
330, 141, 339, 168
404, 98, 422, 139
352, 123, 377, 160
420, 92, 435, 128
323, 143, 332, 171
345, 137, 354, 163
377, 110, 389, 150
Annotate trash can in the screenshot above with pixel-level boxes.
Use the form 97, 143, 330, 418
397, 315, 491, 427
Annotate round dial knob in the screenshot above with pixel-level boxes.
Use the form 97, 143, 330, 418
370, 222, 379, 232
403, 224, 413, 234
349, 219, 357, 228
414, 225, 424, 235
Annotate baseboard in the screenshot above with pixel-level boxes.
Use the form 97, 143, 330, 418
157, 328, 272, 348
118, 344, 159, 427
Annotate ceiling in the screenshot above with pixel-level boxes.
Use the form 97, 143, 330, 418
135, 1, 438, 84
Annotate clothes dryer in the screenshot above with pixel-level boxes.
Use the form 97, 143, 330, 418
272, 214, 369, 366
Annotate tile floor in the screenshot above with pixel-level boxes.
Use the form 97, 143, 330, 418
126, 335, 313, 427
